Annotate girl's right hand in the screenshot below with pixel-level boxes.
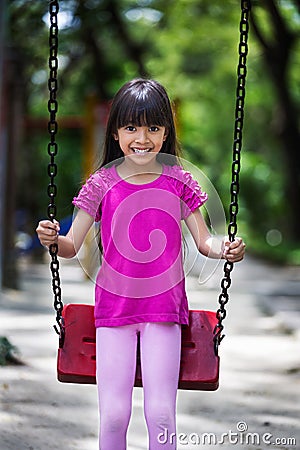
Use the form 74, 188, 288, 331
36, 220, 60, 248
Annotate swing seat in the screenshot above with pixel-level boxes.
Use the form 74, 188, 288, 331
57, 304, 220, 391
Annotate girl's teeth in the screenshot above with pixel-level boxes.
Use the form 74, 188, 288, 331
133, 148, 148, 154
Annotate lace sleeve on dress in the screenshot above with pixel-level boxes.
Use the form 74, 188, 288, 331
180, 169, 208, 219
165, 165, 208, 219
72, 172, 105, 222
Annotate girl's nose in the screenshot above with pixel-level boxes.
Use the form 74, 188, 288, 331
135, 128, 150, 143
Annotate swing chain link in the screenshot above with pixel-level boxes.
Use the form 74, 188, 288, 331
45, 0, 250, 354
213, 0, 251, 356
47, 0, 65, 348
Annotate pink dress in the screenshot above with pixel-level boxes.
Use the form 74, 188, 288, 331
72, 164, 207, 327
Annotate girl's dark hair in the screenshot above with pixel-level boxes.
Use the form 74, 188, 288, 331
99, 78, 182, 168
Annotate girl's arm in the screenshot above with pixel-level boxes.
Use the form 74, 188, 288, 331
36, 209, 94, 258
184, 208, 245, 262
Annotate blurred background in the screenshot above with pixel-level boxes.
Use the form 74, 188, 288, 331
0, 0, 299, 289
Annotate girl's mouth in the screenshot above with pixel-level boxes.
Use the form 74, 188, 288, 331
131, 148, 151, 154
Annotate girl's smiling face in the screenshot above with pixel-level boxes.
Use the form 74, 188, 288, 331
114, 125, 167, 162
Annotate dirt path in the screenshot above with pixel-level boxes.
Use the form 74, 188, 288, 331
0, 256, 299, 449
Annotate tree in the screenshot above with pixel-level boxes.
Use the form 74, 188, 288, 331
251, 0, 300, 241
4, 0, 300, 265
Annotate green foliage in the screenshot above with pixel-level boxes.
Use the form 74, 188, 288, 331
7, 0, 300, 262
0, 337, 21, 366
17, 129, 83, 221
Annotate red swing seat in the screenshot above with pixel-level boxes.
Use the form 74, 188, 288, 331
57, 303, 220, 391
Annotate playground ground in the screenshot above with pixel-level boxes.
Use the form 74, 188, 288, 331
0, 252, 299, 450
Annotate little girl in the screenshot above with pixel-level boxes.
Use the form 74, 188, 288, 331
36, 78, 245, 450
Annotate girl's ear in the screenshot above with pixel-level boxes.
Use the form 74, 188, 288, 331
113, 133, 119, 141
163, 130, 168, 141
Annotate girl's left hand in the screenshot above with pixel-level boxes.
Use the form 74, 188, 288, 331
222, 237, 245, 262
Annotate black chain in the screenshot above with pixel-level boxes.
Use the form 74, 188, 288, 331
47, 0, 65, 347
214, 0, 251, 356
45, 0, 249, 353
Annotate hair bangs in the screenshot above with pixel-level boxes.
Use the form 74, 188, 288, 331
115, 90, 169, 130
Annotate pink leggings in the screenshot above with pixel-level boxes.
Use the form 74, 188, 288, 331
96, 322, 181, 450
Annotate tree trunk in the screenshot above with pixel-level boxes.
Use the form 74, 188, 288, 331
2, 46, 22, 288
251, 0, 300, 241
